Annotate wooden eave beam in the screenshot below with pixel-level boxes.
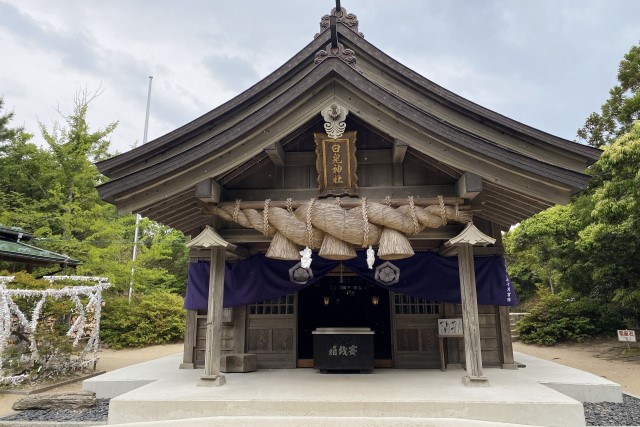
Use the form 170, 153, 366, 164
327, 81, 577, 205
456, 172, 482, 200
264, 141, 285, 166
157, 208, 203, 228
195, 179, 223, 204
102, 59, 582, 214
480, 194, 540, 218
474, 206, 519, 227
148, 205, 200, 225
407, 149, 460, 179
337, 27, 601, 163
138, 190, 193, 217
98, 69, 343, 212
483, 200, 534, 223
96, 31, 332, 177
218, 154, 269, 186
218, 225, 463, 245
392, 141, 408, 164
167, 214, 213, 234
218, 185, 459, 208
483, 181, 553, 211
324, 65, 590, 191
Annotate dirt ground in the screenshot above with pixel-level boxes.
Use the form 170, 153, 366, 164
0, 343, 183, 416
514, 338, 640, 396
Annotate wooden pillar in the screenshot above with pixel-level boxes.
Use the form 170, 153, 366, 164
199, 247, 226, 386
445, 222, 494, 387
457, 244, 488, 386
179, 309, 197, 369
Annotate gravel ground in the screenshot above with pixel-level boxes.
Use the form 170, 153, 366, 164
0, 394, 639, 425
584, 394, 640, 426
0, 399, 109, 423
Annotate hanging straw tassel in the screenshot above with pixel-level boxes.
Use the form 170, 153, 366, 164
319, 234, 356, 260
266, 232, 301, 260
377, 227, 414, 260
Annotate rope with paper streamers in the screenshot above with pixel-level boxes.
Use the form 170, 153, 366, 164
0, 276, 110, 386
212, 196, 471, 261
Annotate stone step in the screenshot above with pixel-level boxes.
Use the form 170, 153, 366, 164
106, 415, 547, 427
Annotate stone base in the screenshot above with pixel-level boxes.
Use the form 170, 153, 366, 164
13, 390, 96, 410
179, 362, 195, 369
502, 363, 519, 370
221, 353, 257, 373
198, 375, 226, 387
462, 375, 490, 387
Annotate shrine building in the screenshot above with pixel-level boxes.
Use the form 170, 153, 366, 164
96, 5, 600, 387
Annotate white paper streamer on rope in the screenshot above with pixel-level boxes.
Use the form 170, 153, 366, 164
366, 245, 376, 270
300, 247, 313, 269
0, 276, 110, 386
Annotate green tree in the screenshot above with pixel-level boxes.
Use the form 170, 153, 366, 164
504, 197, 593, 298
575, 122, 640, 324
38, 88, 118, 239
578, 43, 640, 147
0, 97, 55, 232
0, 97, 20, 143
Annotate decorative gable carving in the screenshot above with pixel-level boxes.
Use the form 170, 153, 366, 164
314, 42, 357, 69
321, 103, 348, 139
315, 7, 364, 39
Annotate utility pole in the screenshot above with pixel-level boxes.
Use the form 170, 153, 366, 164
129, 76, 153, 302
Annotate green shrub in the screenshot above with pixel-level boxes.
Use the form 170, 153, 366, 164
100, 291, 185, 349
516, 288, 618, 345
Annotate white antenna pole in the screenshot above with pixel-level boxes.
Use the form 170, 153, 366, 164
143, 76, 153, 145
129, 76, 154, 302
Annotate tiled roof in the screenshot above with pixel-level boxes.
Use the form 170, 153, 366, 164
0, 239, 80, 266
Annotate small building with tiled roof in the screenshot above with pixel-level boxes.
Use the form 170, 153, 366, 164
0, 225, 80, 271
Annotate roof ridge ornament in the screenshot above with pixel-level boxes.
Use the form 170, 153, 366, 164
321, 103, 348, 139
314, 42, 357, 69
315, 6, 364, 39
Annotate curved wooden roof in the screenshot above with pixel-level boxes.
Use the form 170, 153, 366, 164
96, 9, 600, 234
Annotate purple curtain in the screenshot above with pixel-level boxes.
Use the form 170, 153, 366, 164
184, 251, 517, 310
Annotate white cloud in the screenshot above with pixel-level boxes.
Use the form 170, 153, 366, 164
1, 0, 639, 154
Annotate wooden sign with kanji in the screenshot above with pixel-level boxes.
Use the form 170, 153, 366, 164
314, 131, 358, 197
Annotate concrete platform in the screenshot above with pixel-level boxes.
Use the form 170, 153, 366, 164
82, 352, 622, 427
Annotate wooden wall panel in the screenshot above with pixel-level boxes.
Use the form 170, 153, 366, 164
283, 165, 312, 189
455, 304, 501, 367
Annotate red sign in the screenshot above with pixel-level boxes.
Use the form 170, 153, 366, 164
617, 329, 636, 342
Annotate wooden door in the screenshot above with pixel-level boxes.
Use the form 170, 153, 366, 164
391, 293, 442, 368
246, 294, 297, 368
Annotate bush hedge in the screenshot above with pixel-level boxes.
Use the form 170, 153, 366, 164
100, 291, 185, 349
516, 288, 621, 345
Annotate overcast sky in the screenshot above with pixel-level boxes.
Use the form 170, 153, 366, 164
1, 1, 639, 154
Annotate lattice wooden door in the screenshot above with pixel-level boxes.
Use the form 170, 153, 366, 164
246, 294, 297, 368
390, 292, 442, 368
